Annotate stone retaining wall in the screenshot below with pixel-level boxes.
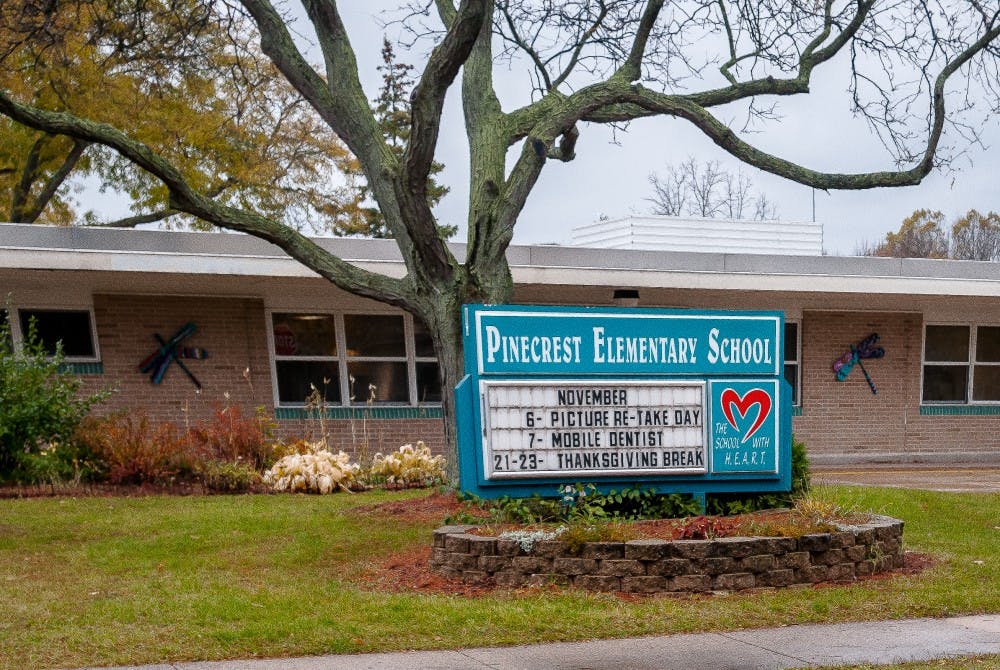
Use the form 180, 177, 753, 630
430, 516, 904, 593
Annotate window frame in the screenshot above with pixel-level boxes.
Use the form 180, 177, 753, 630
269, 311, 342, 407
784, 320, 801, 407
266, 309, 440, 408
12, 306, 101, 363
342, 312, 409, 405
921, 323, 1000, 405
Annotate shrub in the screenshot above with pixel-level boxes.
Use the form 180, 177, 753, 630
0, 317, 109, 482
189, 405, 276, 470
199, 460, 262, 493
706, 435, 811, 515
367, 442, 446, 488
75, 413, 192, 485
263, 442, 359, 493
452, 485, 703, 526
14, 439, 106, 487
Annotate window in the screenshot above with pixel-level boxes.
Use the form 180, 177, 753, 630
922, 325, 1000, 403
272, 313, 341, 405
783, 321, 800, 406
269, 311, 440, 406
345, 314, 407, 403
413, 318, 442, 403
17, 308, 98, 361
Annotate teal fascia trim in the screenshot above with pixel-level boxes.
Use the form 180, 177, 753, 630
919, 405, 1000, 416
275, 406, 443, 421
59, 362, 104, 375
791, 406, 803, 417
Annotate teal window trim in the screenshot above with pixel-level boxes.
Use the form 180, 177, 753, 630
275, 406, 443, 421
58, 362, 104, 375
919, 404, 1000, 416
791, 406, 803, 417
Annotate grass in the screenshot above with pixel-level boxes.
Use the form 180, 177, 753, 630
1, 484, 997, 670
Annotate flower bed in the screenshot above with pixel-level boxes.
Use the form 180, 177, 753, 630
430, 515, 904, 593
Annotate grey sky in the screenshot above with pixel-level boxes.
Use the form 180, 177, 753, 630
84, 3, 997, 257
332, 3, 999, 257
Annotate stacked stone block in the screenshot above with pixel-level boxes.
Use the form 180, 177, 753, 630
430, 516, 904, 593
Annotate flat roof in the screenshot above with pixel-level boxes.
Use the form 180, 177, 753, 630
1, 222, 998, 297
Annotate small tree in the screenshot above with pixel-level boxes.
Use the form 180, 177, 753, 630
0, 315, 108, 481
861, 209, 1000, 260
951, 209, 1000, 261
338, 38, 454, 239
648, 158, 778, 221
867, 209, 949, 258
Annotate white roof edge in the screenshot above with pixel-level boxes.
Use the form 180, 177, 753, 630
1, 222, 998, 295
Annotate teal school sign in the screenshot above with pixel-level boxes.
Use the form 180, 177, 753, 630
455, 304, 792, 501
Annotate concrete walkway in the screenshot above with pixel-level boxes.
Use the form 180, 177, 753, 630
78, 615, 1000, 670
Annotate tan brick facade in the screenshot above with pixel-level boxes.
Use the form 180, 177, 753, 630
795, 311, 999, 465
795, 311, 920, 462
71, 295, 999, 465
82, 294, 271, 427
81, 294, 444, 457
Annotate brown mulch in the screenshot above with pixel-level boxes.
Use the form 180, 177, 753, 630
353, 491, 470, 523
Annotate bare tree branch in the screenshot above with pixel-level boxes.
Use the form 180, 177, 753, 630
399, 0, 488, 281
20, 137, 89, 223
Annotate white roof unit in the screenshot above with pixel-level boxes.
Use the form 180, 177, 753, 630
571, 215, 823, 256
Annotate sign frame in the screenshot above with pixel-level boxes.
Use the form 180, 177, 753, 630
456, 303, 792, 500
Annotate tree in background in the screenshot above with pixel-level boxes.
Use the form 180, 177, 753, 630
860, 209, 1000, 260
862, 209, 949, 258
1, 1, 998, 474
0, 0, 363, 231
951, 210, 1000, 261
337, 38, 454, 239
648, 157, 778, 220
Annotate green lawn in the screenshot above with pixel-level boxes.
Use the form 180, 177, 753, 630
1, 485, 997, 670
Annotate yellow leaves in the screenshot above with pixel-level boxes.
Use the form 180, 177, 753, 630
370, 442, 447, 487
0, 0, 362, 229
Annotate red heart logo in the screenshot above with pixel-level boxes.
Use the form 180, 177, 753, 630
721, 388, 772, 444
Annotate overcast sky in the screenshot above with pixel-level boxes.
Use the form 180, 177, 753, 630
82, 4, 995, 257
326, 3, 1000, 257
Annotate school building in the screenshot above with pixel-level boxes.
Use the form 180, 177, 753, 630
1, 222, 998, 467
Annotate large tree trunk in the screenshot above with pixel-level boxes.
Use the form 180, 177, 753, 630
412, 265, 512, 482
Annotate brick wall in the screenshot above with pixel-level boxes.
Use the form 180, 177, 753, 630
75, 296, 997, 465
793, 311, 917, 461
84, 294, 273, 427
793, 310, 999, 464
274, 416, 446, 456
82, 294, 447, 459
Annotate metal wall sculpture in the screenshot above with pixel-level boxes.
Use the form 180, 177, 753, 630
832, 333, 884, 394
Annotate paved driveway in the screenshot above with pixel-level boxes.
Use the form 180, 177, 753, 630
814, 467, 1000, 493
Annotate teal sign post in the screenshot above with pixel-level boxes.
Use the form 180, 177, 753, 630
455, 304, 792, 501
